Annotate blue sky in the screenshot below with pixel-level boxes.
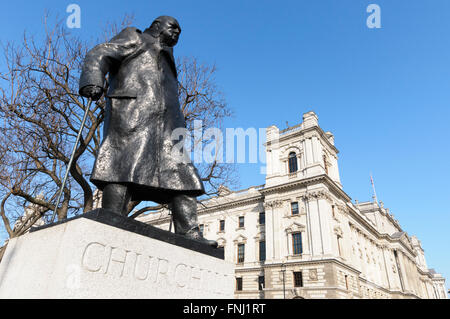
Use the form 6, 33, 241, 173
1, 0, 449, 292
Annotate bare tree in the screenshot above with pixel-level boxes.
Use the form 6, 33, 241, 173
0, 15, 236, 249
177, 56, 238, 195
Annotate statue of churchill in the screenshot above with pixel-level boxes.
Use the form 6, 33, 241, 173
79, 16, 217, 247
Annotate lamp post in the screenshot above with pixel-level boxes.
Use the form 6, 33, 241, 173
281, 263, 286, 299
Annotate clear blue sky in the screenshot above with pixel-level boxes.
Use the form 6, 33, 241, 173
1, 0, 449, 293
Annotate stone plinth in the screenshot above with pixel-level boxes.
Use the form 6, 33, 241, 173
0, 209, 235, 299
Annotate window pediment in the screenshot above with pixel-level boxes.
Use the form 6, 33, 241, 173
281, 146, 302, 159
233, 234, 247, 244
285, 222, 306, 234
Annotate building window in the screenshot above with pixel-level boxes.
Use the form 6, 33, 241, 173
336, 235, 342, 257
239, 216, 244, 228
259, 212, 265, 225
259, 241, 266, 262
291, 202, 299, 215
332, 205, 335, 218
236, 277, 243, 291
345, 275, 349, 290
292, 232, 303, 255
199, 224, 204, 236
293, 271, 303, 287
237, 243, 245, 263
219, 219, 225, 231
288, 152, 298, 173
258, 276, 265, 291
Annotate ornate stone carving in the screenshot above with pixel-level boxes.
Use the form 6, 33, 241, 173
309, 268, 318, 281
333, 226, 343, 237
335, 203, 347, 213
264, 200, 284, 209
304, 190, 333, 203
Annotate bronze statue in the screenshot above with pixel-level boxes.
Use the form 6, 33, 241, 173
79, 16, 216, 247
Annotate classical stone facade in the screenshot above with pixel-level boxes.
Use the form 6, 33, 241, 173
139, 111, 447, 299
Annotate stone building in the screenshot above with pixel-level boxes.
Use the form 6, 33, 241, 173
139, 111, 447, 299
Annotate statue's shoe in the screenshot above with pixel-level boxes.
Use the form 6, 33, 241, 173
184, 229, 218, 248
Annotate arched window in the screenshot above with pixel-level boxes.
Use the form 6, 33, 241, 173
288, 152, 298, 173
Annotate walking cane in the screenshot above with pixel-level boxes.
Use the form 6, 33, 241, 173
50, 98, 93, 223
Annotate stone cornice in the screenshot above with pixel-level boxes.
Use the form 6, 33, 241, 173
197, 193, 264, 215
196, 175, 351, 214
347, 206, 416, 258
417, 267, 437, 279
261, 174, 351, 202
347, 210, 383, 241
379, 234, 416, 258
358, 205, 402, 231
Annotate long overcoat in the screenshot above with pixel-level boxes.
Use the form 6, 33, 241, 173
79, 27, 205, 203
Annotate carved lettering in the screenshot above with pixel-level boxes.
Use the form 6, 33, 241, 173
79, 241, 230, 295
106, 246, 131, 277
189, 266, 203, 290
156, 258, 170, 286
174, 263, 189, 288
309, 268, 318, 281
81, 242, 106, 272
134, 253, 155, 281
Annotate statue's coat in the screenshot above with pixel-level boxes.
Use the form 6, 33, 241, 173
79, 27, 204, 203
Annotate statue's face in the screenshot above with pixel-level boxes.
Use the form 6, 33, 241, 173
159, 19, 181, 47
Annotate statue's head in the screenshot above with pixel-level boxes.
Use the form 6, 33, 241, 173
146, 16, 181, 47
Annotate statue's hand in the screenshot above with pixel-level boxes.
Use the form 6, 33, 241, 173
80, 85, 104, 101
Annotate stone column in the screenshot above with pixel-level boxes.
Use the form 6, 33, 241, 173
305, 197, 323, 257
305, 192, 335, 258
317, 197, 333, 256
264, 199, 283, 262
305, 138, 313, 166
311, 135, 321, 164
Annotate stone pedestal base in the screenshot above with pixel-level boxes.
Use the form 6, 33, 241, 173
0, 209, 235, 299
